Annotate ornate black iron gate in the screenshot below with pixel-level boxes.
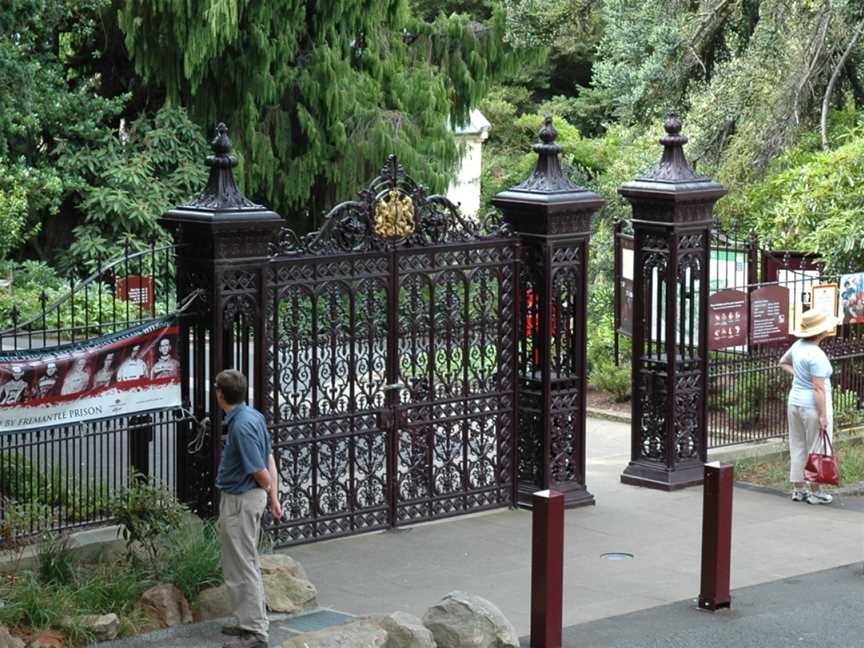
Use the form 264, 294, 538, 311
264, 158, 517, 545
163, 121, 602, 548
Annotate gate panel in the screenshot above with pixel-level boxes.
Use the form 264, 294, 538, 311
395, 244, 516, 525
263, 156, 516, 546
267, 255, 390, 545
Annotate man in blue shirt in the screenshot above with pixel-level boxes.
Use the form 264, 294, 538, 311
215, 369, 282, 648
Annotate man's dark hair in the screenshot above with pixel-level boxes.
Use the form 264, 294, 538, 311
215, 369, 247, 405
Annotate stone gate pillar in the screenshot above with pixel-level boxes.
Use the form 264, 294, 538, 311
160, 124, 281, 512
620, 113, 726, 490
492, 117, 604, 507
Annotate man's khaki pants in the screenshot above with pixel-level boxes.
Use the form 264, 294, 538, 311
219, 488, 268, 640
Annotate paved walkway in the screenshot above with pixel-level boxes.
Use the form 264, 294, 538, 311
96, 417, 864, 646
286, 418, 863, 634
545, 563, 864, 648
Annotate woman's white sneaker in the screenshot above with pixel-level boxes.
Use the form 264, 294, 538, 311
806, 492, 833, 505
791, 490, 807, 502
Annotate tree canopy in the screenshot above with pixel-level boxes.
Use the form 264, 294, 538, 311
119, 0, 526, 229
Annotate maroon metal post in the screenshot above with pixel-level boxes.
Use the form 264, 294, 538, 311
699, 462, 734, 611
530, 490, 564, 648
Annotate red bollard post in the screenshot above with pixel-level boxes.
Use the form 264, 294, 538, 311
699, 462, 734, 611
530, 490, 564, 648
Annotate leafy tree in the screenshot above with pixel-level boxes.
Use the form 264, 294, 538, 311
54, 106, 208, 272
0, 177, 34, 260
120, 0, 526, 231
0, 0, 203, 266
727, 107, 864, 272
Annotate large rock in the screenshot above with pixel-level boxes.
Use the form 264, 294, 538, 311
264, 574, 318, 613
422, 591, 519, 648
136, 583, 193, 630
80, 613, 120, 641
0, 626, 25, 648
260, 554, 317, 613
260, 554, 309, 581
282, 619, 388, 648
27, 630, 65, 648
194, 584, 233, 622
376, 612, 436, 648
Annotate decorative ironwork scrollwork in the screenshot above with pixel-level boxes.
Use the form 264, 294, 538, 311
270, 154, 509, 256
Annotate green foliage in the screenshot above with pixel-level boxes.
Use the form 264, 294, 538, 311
55, 107, 209, 271
0, 1, 206, 265
723, 110, 864, 271
834, 388, 864, 428
164, 520, 224, 600
73, 560, 152, 615
0, 497, 53, 548
0, 452, 65, 507
111, 475, 188, 564
37, 533, 77, 587
0, 571, 73, 631
592, 0, 691, 121
119, 0, 529, 230
0, 177, 36, 260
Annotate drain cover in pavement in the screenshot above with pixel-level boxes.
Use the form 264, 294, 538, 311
283, 609, 354, 634
601, 552, 634, 561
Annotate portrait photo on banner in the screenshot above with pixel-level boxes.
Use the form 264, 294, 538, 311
840, 272, 864, 324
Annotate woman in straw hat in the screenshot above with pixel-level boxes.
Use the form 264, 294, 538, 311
778, 309, 837, 505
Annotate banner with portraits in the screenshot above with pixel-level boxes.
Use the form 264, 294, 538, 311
0, 317, 181, 433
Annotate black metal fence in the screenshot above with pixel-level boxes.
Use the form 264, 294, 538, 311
615, 222, 864, 448
0, 245, 190, 543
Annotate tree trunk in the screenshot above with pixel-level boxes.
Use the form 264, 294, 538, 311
821, 17, 864, 150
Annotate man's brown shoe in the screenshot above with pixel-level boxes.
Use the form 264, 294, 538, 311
221, 625, 246, 636
222, 635, 267, 648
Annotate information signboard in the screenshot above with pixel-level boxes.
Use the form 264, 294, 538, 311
708, 289, 747, 350
750, 285, 790, 344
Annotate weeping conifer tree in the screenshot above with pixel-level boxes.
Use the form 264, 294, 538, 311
119, 0, 523, 230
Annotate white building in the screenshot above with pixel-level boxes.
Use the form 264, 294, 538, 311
446, 109, 491, 218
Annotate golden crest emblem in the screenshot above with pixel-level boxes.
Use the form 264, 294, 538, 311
373, 190, 415, 238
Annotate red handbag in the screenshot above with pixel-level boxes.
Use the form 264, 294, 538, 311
804, 429, 841, 486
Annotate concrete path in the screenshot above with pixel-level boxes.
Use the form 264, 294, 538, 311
286, 417, 864, 634
93, 417, 864, 646
543, 563, 864, 648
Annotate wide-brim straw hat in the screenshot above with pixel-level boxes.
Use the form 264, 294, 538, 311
793, 309, 837, 338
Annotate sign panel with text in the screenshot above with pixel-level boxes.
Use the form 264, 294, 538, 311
749, 285, 790, 344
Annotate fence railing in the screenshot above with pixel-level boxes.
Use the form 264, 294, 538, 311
614, 221, 864, 448
0, 242, 178, 351
0, 244, 187, 544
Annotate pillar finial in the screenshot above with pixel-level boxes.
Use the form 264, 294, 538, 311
641, 110, 702, 183
510, 116, 582, 193
186, 122, 260, 211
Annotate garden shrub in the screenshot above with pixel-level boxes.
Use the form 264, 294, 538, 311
0, 452, 66, 506
833, 389, 864, 429
110, 474, 188, 563
589, 358, 631, 402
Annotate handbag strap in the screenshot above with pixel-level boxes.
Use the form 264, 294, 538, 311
819, 428, 834, 456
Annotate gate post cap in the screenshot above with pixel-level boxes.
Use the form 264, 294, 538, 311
491, 116, 603, 232
161, 122, 282, 225
619, 111, 726, 207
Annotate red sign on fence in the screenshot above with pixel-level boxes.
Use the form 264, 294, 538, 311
750, 285, 790, 344
708, 289, 747, 350
115, 276, 155, 312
